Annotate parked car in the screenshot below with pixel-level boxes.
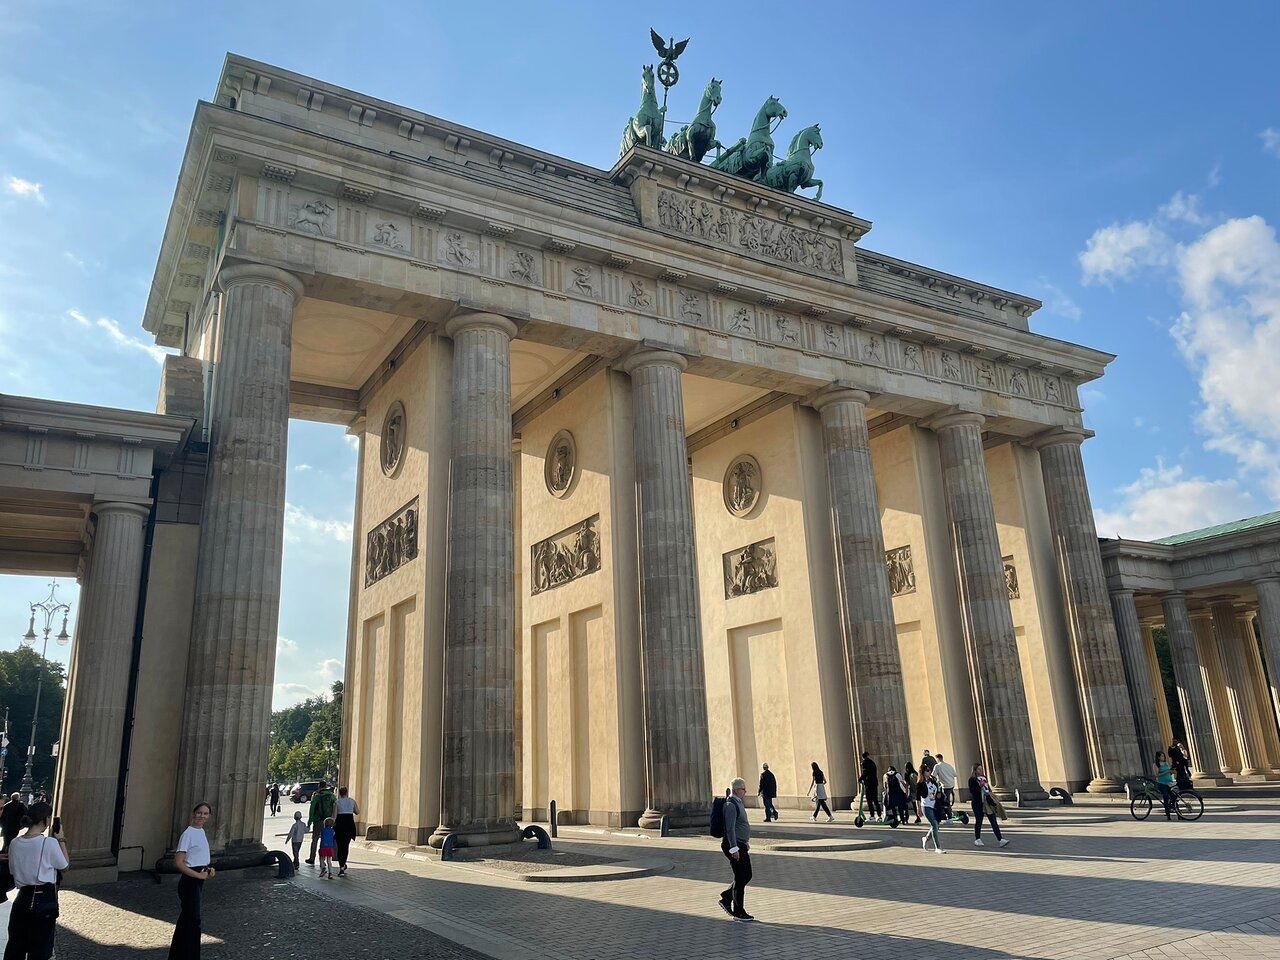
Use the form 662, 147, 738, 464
292, 781, 323, 803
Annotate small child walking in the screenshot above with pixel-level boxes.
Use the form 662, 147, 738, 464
319, 817, 337, 878
287, 810, 307, 868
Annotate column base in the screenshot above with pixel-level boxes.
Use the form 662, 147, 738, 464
427, 821, 523, 851
62, 862, 119, 887
1014, 786, 1050, 806
638, 804, 712, 831
1191, 775, 1233, 786
1085, 777, 1126, 794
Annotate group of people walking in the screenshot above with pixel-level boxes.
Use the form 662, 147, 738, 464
285, 781, 360, 878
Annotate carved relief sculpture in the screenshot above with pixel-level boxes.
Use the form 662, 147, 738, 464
445, 232, 476, 266
627, 278, 651, 308
365, 498, 419, 586
903, 343, 922, 371
886, 545, 915, 596
942, 352, 961, 380
1009, 371, 1027, 396
823, 323, 842, 352
509, 249, 538, 283
678, 291, 703, 323
723, 537, 779, 599
1044, 378, 1060, 402
728, 306, 752, 334
544, 429, 577, 499
1003, 557, 1020, 600
864, 336, 882, 362
977, 362, 996, 387
571, 266, 595, 296
775, 315, 798, 344
372, 220, 406, 250
381, 401, 406, 477
723, 454, 762, 517
293, 197, 334, 235
531, 515, 601, 595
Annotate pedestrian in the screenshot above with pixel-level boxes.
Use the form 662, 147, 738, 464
920, 771, 944, 853
269, 783, 281, 817
334, 786, 359, 876
968, 763, 1010, 847
884, 765, 909, 824
903, 762, 922, 824
304, 781, 336, 866
1169, 742, 1193, 791
717, 778, 754, 921
808, 762, 834, 822
757, 764, 778, 823
934, 752, 957, 816
920, 750, 937, 778
2, 793, 27, 849
1154, 752, 1175, 820
318, 818, 337, 879
169, 802, 216, 960
4, 800, 69, 960
287, 811, 307, 869
859, 751, 882, 821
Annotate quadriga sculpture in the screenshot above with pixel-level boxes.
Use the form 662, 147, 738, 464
621, 64, 666, 156
665, 77, 723, 164
710, 95, 786, 183
759, 123, 824, 201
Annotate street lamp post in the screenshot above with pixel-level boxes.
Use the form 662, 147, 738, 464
18, 582, 71, 802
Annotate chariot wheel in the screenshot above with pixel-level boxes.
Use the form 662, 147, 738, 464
1130, 795, 1153, 821
1174, 790, 1204, 822
657, 60, 679, 88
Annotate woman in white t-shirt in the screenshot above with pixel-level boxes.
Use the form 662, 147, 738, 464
333, 787, 360, 877
170, 802, 216, 959
4, 800, 69, 960
920, 775, 945, 854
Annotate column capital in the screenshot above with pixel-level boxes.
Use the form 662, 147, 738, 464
1109, 587, 1137, 600
216, 263, 305, 304
91, 500, 151, 520
810, 382, 871, 412
618, 346, 687, 376
443, 310, 518, 340
1253, 575, 1280, 587
1026, 425, 1094, 451
920, 408, 985, 432
345, 413, 367, 437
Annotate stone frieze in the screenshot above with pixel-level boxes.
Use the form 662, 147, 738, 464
531, 515, 601, 595
366, 497, 419, 586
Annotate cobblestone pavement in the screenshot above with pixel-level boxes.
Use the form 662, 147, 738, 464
275, 799, 1280, 960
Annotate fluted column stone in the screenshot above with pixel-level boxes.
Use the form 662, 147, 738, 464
1212, 601, 1268, 776
1141, 619, 1175, 748
430, 312, 520, 849
1160, 593, 1225, 780
1239, 610, 1280, 771
1034, 431, 1143, 788
926, 412, 1044, 799
1109, 590, 1165, 771
621, 348, 712, 829
57, 500, 149, 866
1191, 609, 1242, 774
173, 263, 302, 859
812, 386, 910, 771
1254, 578, 1280, 728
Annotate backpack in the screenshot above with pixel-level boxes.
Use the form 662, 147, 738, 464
709, 796, 728, 838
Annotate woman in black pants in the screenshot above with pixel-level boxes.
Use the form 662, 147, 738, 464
4, 801, 69, 960
170, 802, 216, 959
333, 787, 360, 876
808, 762, 834, 821
968, 763, 1009, 848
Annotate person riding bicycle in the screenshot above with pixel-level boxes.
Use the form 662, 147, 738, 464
1153, 751, 1175, 820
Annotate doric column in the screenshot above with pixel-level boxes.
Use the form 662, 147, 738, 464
1240, 609, 1280, 771
1191, 609, 1242, 774
1212, 601, 1267, 776
1109, 590, 1165, 771
173, 263, 303, 859
1141, 618, 1175, 748
430, 312, 520, 850
1160, 593, 1224, 779
812, 387, 910, 770
925, 411, 1044, 799
1033, 430, 1142, 789
620, 348, 712, 829
1254, 577, 1280, 725
56, 500, 149, 867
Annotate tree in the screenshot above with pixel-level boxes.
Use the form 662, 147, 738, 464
268, 680, 343, 783
0, 647, 68, 793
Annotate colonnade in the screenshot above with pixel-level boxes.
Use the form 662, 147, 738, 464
56, 261, 1173, 862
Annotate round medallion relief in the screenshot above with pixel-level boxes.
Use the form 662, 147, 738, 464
380, 401, 406, 477
545, 430, 578, 499
723, 454, 763, 517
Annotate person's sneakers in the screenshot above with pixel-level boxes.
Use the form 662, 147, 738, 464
732, 912, 755, 922
718, 895, 733, 917
338, 867, 347, 877
974, 838, 985, 846
921, 835, 930, 850
935, 848, 946, 855
998, 838, 1011, 848
826, 816, 835, 823
305, 859, 315, 866
810, 813, 818, 821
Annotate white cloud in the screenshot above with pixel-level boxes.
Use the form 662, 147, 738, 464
277, 636, 298, 654
1035, 279, 1082, 321
343, 434, 360, 453
66, 308, 169, 364
1261, 128, 1280, 159
284, 502, 352, 543
319, 658, 343, 682
3, 176, 45, 203
1079, 220, 1173, 284
1095, 459, 1254, 541
1158, 190, 1209, 227
273, 681, 322, 709
294, 463, 313, 472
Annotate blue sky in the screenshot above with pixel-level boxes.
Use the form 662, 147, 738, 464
1, 2, 1277, 706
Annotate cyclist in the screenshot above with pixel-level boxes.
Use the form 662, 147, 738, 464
1153, 751, 1175, 820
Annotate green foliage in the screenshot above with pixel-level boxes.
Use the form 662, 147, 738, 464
267, 680, 342, 784
1151, 628, 1187, 745
0, 647, 68, 793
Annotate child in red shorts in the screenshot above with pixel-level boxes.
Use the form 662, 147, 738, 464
319, 817, 337, 878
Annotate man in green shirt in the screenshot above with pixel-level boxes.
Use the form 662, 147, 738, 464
305, 781, 336, 865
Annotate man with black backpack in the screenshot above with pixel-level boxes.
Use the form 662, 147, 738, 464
710, 778, 755, 921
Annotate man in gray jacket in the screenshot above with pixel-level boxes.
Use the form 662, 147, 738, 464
719, 778, 755, 921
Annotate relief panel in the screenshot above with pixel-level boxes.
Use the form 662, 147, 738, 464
723, 538, 779, 599
531, 515, 601, 595
365, 497, 419, 587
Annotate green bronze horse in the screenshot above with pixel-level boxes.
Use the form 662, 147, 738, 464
665, 77, 722, 164
710, 95, 787, 182
620, 64, 666, 156
759, 123, 824, 201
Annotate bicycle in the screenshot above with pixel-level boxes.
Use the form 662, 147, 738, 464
1128, 778, 1204, 822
